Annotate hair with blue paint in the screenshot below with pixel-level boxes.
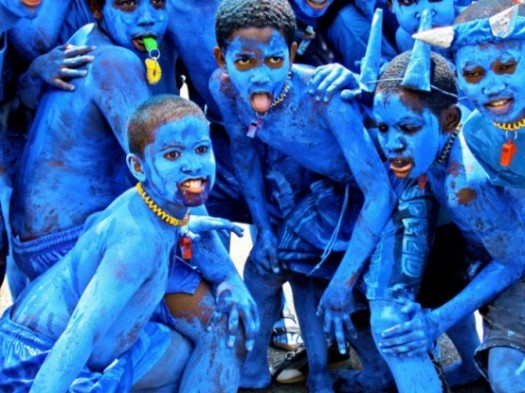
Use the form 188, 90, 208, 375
215, 0, 297, 50
455, 0, 525, 24
377, 51, 458, 120
127, 95, 207, 158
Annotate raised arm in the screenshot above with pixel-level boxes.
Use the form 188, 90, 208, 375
318, 97, 396, 353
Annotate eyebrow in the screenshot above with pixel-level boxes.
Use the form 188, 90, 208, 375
160, 142, 185, 150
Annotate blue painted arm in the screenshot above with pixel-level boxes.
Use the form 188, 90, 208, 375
188, 206, 259, 351
317, 97, 396, 353
379, 259, 524, 357
17, 43, 95, 108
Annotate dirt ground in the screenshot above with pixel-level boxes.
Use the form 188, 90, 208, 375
0, 227, 493, 392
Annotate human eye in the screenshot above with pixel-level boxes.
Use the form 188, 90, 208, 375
115, 0, 136, 10
495, 60, 517, 75
195, 145, 209, 154
398, 0, 417, 6
376, 123, 389, 134
234, 56, 255, 70
462, 66, 484, 83
164, 150, 181, 160
151, 0, 166, 9
399, 124, 422, 135
266, 56, 284, 68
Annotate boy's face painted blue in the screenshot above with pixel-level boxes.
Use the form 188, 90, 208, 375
374, 90, 440, 179
456, 40, 525, 124
290, 0, 335, 18
142, 115, 216, 208
102, 0, 168, 54
392, 0, 455, 35
223, 27, 292, 116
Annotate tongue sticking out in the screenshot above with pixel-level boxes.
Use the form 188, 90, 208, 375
251, 93, 272, 115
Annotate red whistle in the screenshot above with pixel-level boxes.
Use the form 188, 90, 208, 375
179, 235, 192, 260
500, 140, 517, 167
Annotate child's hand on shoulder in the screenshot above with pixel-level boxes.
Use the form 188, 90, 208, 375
308, 63, 360, 102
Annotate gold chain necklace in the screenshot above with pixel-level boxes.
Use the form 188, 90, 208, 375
247, 71, 292, 138
493, 117, 525, 132
433, 126, 460, 167
136, 182, 189, 226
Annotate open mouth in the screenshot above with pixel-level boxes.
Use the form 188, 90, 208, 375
306, 0, 330, 9
251, 92, 272, 116
389, 157, 413, 178
20, 0, 41, 6
179, 178, 207, 194
484, 98, 513, 117
132, 35, 156, 52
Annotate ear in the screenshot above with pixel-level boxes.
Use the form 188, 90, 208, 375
213, 46, 227, 70
440, 104, 461, 134
126, 153, 146, 182
289, 41, 298, 65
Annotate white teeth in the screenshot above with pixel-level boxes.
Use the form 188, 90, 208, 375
489, 100, 507, 107
182, 179, 203, 189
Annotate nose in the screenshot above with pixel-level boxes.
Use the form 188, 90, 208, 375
384, 131, 406, 153
414, 3, 437, 20
481, 72, 506, 96
137, 6, 155, 27
181, 155, 203, 174
249, 68, 271, 85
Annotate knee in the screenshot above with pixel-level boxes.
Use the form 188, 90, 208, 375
369, 301, 406, 342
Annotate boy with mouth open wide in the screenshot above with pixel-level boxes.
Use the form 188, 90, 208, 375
6, 1, 259, 391
0, 95, 255, 392
210, 0, 396, 391
371, 44, 525, 393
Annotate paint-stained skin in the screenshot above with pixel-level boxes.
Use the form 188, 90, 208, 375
211, 3, 395, 389
456, 187, 476, 205
0, 0, 40, 32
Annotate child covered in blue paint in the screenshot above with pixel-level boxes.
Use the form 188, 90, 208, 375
210, 0, 396, 390
0, 95, 255, 392
387, 0, 468, 53
373, 8, 525, 388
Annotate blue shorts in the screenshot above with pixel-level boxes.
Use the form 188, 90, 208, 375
474, 277, 525, 379
0, 308, 172, 392
278, 179, 363, 279
11, 226, 84, 281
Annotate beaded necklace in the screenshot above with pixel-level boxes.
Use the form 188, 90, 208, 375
247, 72, 292, 138
493, 118, 525, 167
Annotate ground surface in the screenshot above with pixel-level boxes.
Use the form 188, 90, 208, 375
0, 227, 493, 392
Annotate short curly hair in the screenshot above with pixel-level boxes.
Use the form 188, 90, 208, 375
127, 95, 207, 158
376, 51, 458, 119
215, 0, 296, 50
